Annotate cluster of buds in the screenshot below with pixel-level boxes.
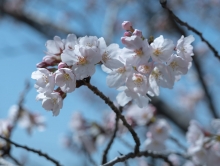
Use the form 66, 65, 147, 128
31, 21, 194, 115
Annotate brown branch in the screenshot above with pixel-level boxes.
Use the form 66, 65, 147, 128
102, 115, 119, 164
0, 135, 62, 166
101, 150, 178, 166
160, 0, 220, 61
83, 81, 141, 154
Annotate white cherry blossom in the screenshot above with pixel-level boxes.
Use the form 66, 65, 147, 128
149, 64, 175, 96
121, 36, 151, 66
99, 38, 122, 69
55, 68, 76, 93
64, 34, 78, 50
45, 36, 64, 56
31, 68, 55, 94
150, 35, 174, 63
116, 87, 149, 108
126, 104, 155, 126
176, 35, 195, 62
78, 36, 99, 48
36, 92, 63, 116
62, 45, 101, 80
126, 73, 149, 95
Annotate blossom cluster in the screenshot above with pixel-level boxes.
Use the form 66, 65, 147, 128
62, 104, 157, 154
185, 120, 220, 166
31, 21, 194, 115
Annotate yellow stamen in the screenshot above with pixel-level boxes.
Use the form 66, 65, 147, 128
77, 56, 87, 65
153, 48, 161, 57
117, 67, 126, 74
151, 68, 161, 79
63, 73, 71, 81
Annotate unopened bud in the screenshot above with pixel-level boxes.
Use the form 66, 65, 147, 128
36, 62, 47, 68
124, 31, 132, 37
133, 29, 142, 37
58, 62, 68, 69
122, 21, 132, 31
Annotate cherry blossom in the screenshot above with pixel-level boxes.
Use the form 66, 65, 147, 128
150, 35, 174, 63
31, 68, 55, 94
176, 35, 195, 62
55, 68, 76, 93
36, 92, 63, 116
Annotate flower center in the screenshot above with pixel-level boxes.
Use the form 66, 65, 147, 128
52, 98, 57, 104
77, 56, 87, 65
134, 48, 143, 56
169, 61, 178, 70
86, 42, 93, 47
63, 73, 71, 81
153, 48, 161, 56
42, 74, 49, 84
139, 65, 150, 74
117, 67, 126, 74
151, 68, 161, 79
133, 74, 143, 86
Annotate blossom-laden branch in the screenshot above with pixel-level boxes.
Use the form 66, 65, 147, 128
0, 135, 62, 166
164, 4, 219, 119
101, 150, 176, 166
83, 81, 141, 154
102, 115, 119, 164
160, 0, 220, 61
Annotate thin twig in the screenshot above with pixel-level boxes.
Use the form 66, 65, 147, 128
0, 135, 62, 166
101, 150, 177, 166
83, 81, 140, 154
102, 115, 119, 164
160, 0, 220, 61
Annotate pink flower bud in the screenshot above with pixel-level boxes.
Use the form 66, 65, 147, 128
36, 62, 47, 68
122, 21, 132, 31
58, 62, 68, 69
133, 29, 142, 37
124, 31, 132, 37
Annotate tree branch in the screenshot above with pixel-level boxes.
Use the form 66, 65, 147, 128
83, 81, 141, 154
160, 0, 220, 61
0, 135, 62, 166
101, 150, 179, 166
102, 115, 119, 164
